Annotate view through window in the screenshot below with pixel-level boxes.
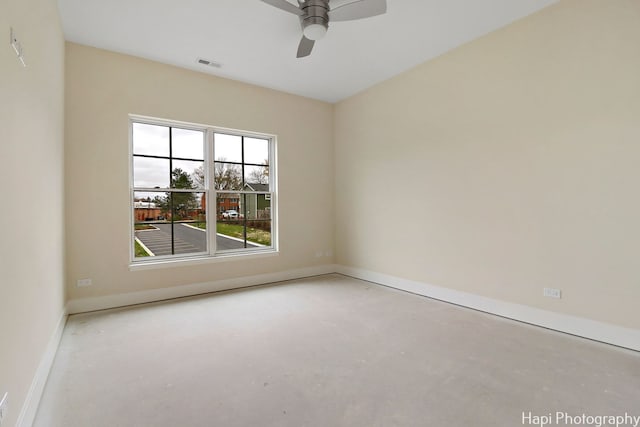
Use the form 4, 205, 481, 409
131, 119, 275, 262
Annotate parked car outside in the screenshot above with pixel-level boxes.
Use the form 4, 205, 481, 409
222, 210, 239, 219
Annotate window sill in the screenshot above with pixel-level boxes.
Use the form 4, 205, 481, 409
129, 250, 279, 271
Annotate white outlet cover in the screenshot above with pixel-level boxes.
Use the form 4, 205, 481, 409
77, 278, 92, 287
543, 288, 562, 299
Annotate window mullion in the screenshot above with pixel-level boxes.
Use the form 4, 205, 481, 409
169, 128, 175, 255
208, 129, 216, 255
241, 136, 247, 248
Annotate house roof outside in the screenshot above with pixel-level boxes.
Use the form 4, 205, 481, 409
244, 183, 269, 192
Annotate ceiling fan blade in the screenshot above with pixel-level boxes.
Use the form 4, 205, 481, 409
297, 36, 315, 58
329, 0, 386, 22
261, 0, 304, 16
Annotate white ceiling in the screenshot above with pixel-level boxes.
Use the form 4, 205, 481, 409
57, 0, 557, 103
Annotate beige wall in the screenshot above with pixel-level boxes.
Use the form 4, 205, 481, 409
0, 0, 66, 425
334, 0, 640, 329
65, 43, 334, 300
0, 0, 636, 422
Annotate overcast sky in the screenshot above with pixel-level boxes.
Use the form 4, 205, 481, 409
132, 123, 269, 190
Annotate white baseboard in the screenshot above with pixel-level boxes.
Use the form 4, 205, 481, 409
67, 264, 338, 314
336, 265, 640, 352
17, 309, 68, 427
62, 260, 639, 348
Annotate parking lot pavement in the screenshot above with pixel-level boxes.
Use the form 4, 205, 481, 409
135, 223, 201, 256
135, 222, 258, 256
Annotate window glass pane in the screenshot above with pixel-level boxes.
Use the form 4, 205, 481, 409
133, 156, 170, 188
216, 193, 241, 217
244, 165, 269, 188
243, 193, 272, 247
245, 193, 271, 220
133, 191, 166, 258
214, 133, 242, 163
172, 128, 204, 160
244, 137, 269, 165
133, 191, 166, 223
214, 162, 243, 190
216, 194, 271, 252
170, 191, 204, 222
172, 161, 204, 189
133, 191, 206, 258
216, 193, 245, 251
133, 123, 169, 157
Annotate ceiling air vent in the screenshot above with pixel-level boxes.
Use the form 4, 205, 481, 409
196, 58, 222, 68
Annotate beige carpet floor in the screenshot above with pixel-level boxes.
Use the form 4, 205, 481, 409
34, 274, 640, 426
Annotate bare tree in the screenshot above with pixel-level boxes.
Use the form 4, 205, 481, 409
192, 165, 205, 188
247, 159, 269, 185
214, 160, 242, 190
192, 160, 244, 190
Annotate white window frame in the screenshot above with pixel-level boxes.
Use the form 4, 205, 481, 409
129, 115, 278, 269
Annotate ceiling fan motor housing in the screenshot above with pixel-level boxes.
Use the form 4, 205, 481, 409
300, 0, 329, 39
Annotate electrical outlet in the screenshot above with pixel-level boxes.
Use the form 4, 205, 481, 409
543, 288, 562, 299
76, 278, 93, 287
0, 392, 8, 426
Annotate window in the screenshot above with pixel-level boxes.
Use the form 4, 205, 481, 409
131, 117, 276, 264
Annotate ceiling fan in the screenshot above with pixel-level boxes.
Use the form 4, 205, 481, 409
261, 0, 387, 58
